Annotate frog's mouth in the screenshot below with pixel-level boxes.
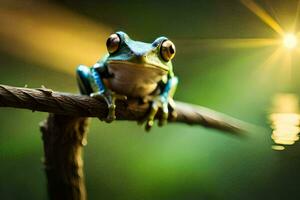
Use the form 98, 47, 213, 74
107, 60, 169, 72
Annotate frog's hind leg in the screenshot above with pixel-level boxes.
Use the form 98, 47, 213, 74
76, 65, 94, 95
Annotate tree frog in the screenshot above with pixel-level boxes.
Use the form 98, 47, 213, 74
76, 31, 178, 130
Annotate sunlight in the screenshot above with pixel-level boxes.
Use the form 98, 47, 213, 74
175, 38, 280, 51
0, 1, 111, 75
258, 47, 283, 75
216, 38, 280, 49
240, 0, 300, 150
269, 94, 300, 149
240, 0, 284, 36
262, 47, 283, 67
292, 0, 300, 32
282, 50, 293, 84
283, 33, 298, 49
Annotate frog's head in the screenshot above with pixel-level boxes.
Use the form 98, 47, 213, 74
105, 31, 175, 72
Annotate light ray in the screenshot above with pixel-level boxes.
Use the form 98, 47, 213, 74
281, 50, 292, 84
240, 0, 284, 35
292, 0, 300, 32
213, 38, 280, 48
294, 45, 300, 54
265, 0, 281, 25
261, 47, 283, 69
0, 1, 112, 75
255, 47, 283, 78
175, 38, 280, 52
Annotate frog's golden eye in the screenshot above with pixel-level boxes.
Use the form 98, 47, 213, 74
160, 40, 176, 61
106, 33, 121, 54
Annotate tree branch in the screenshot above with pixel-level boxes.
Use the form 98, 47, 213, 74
0, 84, 251, 135
40, 114, 89, 200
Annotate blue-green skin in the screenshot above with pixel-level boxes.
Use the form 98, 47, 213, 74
76, 31, 178, 130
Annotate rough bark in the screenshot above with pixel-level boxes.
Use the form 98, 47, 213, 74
40, 114, 89, 200
0, 84, 252, 135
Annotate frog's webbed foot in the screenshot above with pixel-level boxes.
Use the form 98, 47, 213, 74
90, 91, 127, 123
141, 95, 177, 131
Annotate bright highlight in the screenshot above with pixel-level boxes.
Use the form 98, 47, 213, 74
269, 94, 300, 149
283, 33, 298, 49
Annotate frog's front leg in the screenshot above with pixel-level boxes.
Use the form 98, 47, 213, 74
77, 63, 125, 123
91, 64, 127, 122
145, 76, 178, 131
76, 65, 95, 95
91, 90, 127, 122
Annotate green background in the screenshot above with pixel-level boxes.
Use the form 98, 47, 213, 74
1, 0, 300, 199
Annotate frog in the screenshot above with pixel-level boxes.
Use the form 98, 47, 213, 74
76, 31, 178, 131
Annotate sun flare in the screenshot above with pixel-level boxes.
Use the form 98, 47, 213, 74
283, 33, 298, 50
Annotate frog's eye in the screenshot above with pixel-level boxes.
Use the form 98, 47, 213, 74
160, 40, 176, 61
106, 33, 121, 54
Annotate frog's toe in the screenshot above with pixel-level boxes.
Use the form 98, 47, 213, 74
158, 102, 168, 127
105, 92, 126, 122
145, 120, 155, 131
90, 91, 103, 99
105, 104, 116, 123
144, 102, 159, 131
140, 96, 176, 131
90, 91, 117, 123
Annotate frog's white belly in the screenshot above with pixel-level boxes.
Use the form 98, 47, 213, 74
105, 62, 168, 97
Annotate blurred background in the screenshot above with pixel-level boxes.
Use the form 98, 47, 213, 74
1, 0, 300, 199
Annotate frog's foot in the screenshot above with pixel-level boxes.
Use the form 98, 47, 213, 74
90, 91, 127, 123
142, 95, 176, 131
